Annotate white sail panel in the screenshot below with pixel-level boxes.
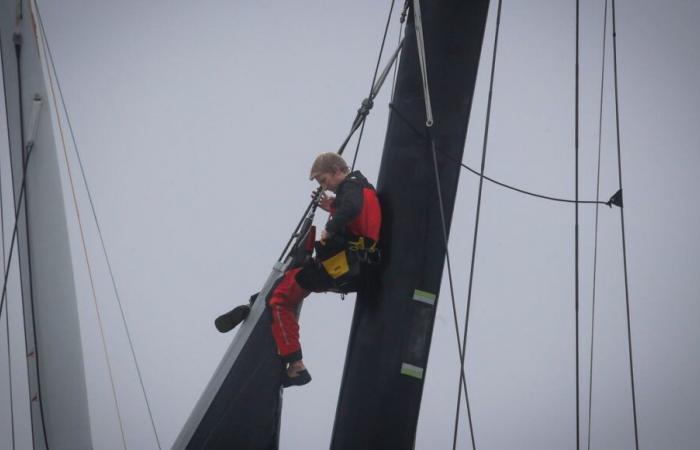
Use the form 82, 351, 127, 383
0, 0, 92, 448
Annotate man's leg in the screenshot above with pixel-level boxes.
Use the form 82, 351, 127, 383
268, 267, 310, 364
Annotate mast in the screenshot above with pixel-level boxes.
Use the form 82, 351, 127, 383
331, 1, 490, 448
0, 0, 92, 448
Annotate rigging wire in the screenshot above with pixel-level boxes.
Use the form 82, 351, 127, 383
279, 3, 403, 261
412, 0, 433, 127
0, 47, 17, 448
0, 192, 15, 450
3, 24, 48, 450
350, 0, 397, 172
452, 1, 503, 448
408, 0, 476, 447
575, 0, 581, 449
429, 137, 476, 450
388, 103, 615, 207
390, 1, 409, 100
32, 2, 163, 447
31, 3, 128, 449
610, 1, 641, 448
587, 0, 609, 448
414, 0, 476, 437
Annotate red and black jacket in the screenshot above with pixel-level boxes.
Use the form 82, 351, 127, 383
326, 171, 381, 243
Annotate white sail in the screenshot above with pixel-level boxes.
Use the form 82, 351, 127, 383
0, 0, 92, 448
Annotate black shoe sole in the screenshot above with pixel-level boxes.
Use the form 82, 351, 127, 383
214, 305, 250, 333
282, 369, 312, 388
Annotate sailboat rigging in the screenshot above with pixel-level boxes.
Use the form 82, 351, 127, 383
0, 0, 648, 449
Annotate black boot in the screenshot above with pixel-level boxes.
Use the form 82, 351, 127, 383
214, 304, 250, 333
282, 369, 312, 388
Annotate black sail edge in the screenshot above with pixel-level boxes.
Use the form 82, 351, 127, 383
172, 263, 287, 450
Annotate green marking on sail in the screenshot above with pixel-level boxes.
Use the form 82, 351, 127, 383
400, 363, 424, 380
412, 289, 436, 306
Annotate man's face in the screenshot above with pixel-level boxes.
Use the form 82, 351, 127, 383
315, 168, 345, 193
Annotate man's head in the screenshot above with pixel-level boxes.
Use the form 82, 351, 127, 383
309, 152, 349, 192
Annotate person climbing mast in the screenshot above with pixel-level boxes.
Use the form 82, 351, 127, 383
215, 152, 381, 388
271, 152, 381, 387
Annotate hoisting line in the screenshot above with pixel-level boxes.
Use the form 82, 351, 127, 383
33, 1, 163, 447
278, 19, 405, 262
388, 103, 617, 207
391, 1, 410, 100
5, 19, 50, 449
587, 1, 609, 448
0, 173, 15, 450
574, 0, 581, 448
412, 0, 433, 127
0, 36, 17, 448
410, 0, 476, 448
351, 0, 397, 171
0, 51, 41, 330
611, 1, 640, 448
451, 0, 504, 448
31, 2, 131, 448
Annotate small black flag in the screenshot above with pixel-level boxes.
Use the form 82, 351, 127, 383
608, 189, 623, 208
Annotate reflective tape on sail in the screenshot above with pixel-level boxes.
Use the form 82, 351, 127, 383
412, 289, 436, 306
400, 363, 424, 380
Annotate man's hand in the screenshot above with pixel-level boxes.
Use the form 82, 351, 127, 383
320, 229, 329, 242
315, 190, 335, 212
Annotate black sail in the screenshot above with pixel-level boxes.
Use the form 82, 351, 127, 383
331, 1, 491, 449
172, 264, 287, 450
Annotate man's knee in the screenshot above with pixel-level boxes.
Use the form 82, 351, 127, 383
270, 268, 310, 306
295, 262, 334, 292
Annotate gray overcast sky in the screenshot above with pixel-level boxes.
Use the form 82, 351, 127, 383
1, 0, 699, 449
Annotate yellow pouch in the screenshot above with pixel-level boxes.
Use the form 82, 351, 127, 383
321, 250, 350, 279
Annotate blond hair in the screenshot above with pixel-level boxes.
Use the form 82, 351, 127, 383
309, 152, 349, 180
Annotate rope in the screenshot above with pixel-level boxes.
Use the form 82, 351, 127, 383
0, 51, 16, 448
610, 1, 640, 448
0, 164, 30, 323
428, 135, 475, 450
574, 0, 581, 448
412, 0, 433, 126
350, 0, 397, 171
8, 24, 49, 450
33, 2, 163, 447
279, 4, 403, 261
408, 1, 476, 446
452, 1, 503, 447
587, 1, 608, 448
31, 3, 128, 448
388, 103, 614, 206
390, 1, 409, 100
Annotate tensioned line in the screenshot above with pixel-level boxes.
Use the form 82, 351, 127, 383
32, 1, 163, 448
387, 103, 616, 207
453, 1, 504, 449
0, 38, 17, 448
574, 0, 582, 448
409, 0, 478, 447
351, 0, 397, 172
587, 0, 609, 448
610, 0, 640, 447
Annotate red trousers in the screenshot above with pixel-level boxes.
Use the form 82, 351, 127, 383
269, 268, 311, 363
